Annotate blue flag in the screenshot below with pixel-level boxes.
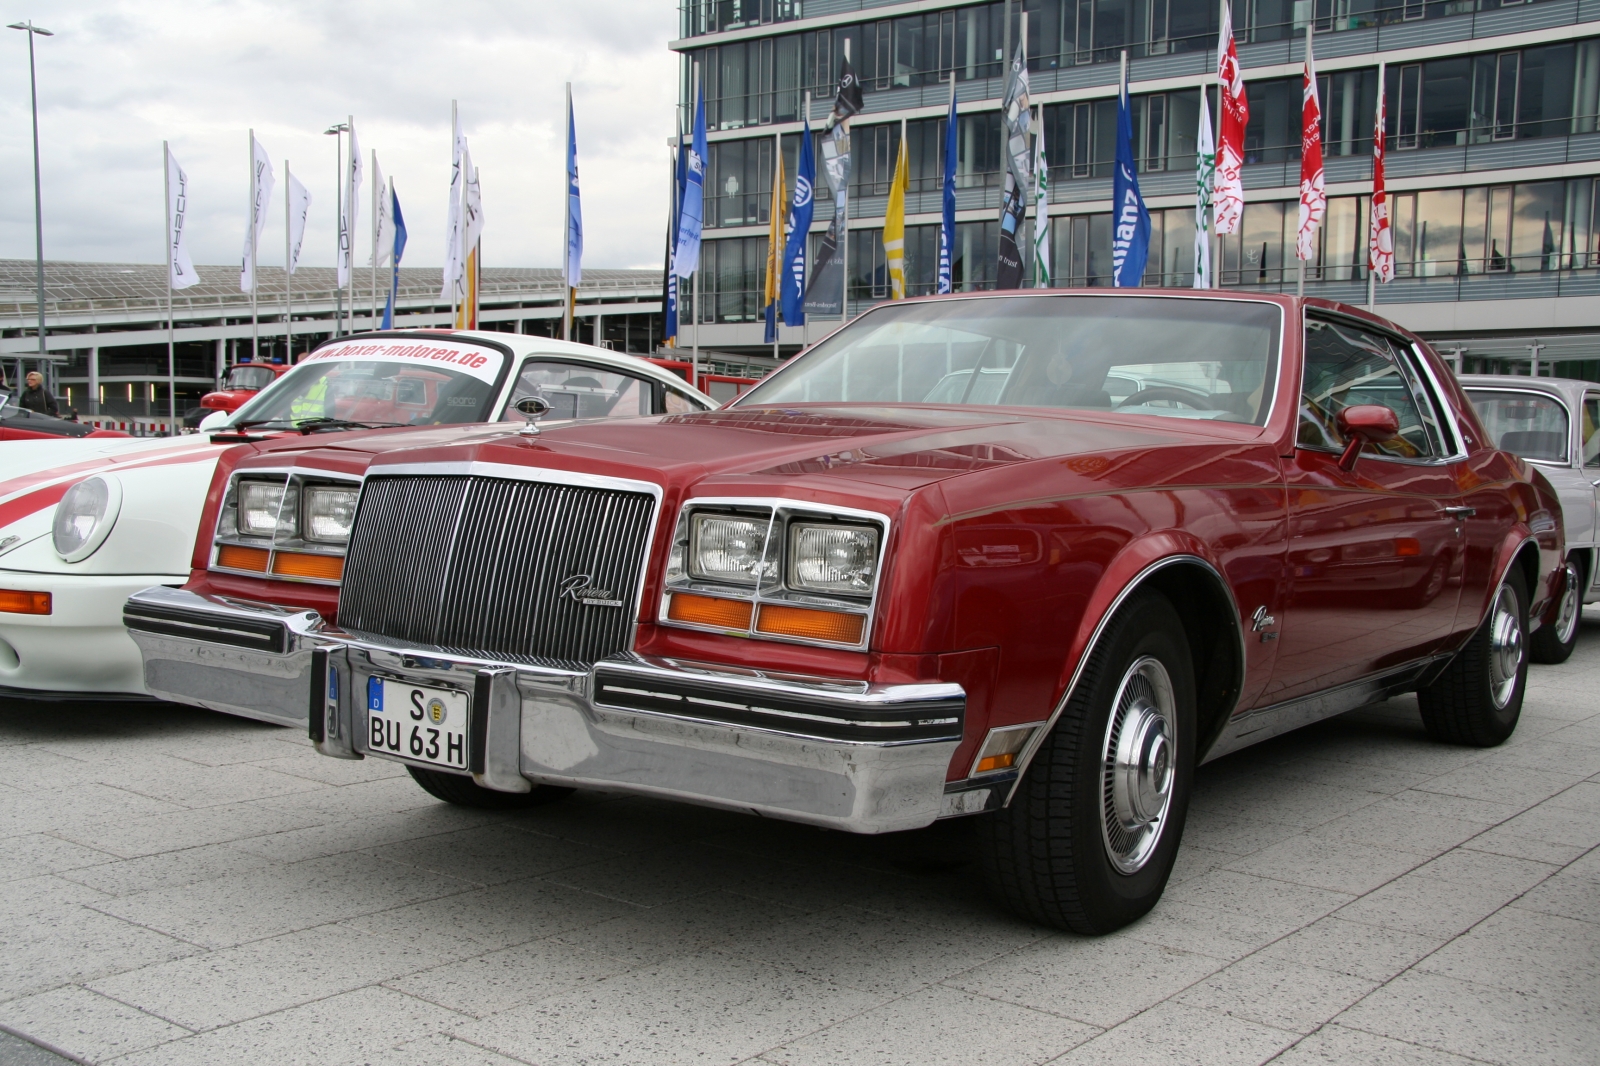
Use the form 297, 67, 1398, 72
566, 93, 583, 287
780, 118, 814, 326
1111, 69, 1151, 288
937, 84, 958, 295
381, 186, 408, 330
673, 87, 708, 278
664, 124, 687, 344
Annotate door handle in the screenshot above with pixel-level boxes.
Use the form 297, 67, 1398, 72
1440, 506, 1476, 519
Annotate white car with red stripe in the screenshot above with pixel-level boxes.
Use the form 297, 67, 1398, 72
0, 331, 713, 699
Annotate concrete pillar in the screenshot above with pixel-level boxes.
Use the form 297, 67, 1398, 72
214, 338, 225, 391
88, 347, 100, 415
594, 311, 603, 348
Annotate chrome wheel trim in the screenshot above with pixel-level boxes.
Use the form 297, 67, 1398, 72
1100, 655, 1177, 875
1553, 563, 1581, 645
1488, 582, 1525, 710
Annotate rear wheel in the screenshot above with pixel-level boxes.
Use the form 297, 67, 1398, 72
1418, 569, 1528, 747
1530, 559, 1582, 665
974, 591, 1195, 934
406, 765, 574, 810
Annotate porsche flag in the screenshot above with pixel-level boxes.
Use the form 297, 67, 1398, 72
1214, 3, 1248, 236
165, 145, 198, 291
339, 120, 362, 288
240, 133, 275, 293
373, 155, 392, 268
287, 170, 312, 275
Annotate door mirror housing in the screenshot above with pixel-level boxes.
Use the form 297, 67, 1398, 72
1336, 404, 1402, 471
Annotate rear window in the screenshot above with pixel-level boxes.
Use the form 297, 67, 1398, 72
1464, 389, 1570, 464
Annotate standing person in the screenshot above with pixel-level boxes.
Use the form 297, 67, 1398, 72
19, 370, 58, 416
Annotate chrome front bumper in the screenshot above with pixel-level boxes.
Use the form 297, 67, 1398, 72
124, 587, 967, 833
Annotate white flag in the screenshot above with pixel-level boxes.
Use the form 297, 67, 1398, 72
1195, 102, 1215, 289
339, 120, 363, 288
287, 171, 312, 275
240, 133, 276, 292
1031, 117, 1049, 287
166, 147, 198, 291
373, 155, 392, 268
440, 109, 466, 299
461, 140, 485, 254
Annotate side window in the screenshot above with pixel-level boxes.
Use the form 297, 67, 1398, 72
1584, 396, 1600, 468
1299, 319, 1439, 461
501, 360, 655, 421
664, 389, 699, 415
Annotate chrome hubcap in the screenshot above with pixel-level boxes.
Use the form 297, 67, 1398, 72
1101, 656, 1176, 874
1554, 564, 1581, 645
1488, 582, 1524, 710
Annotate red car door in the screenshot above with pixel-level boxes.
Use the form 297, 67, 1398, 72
1264, 315, 1467, 704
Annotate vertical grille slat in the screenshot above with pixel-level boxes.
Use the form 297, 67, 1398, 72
338, 474, 656, 670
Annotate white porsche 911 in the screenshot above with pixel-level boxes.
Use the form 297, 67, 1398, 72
0, 331, 713, 699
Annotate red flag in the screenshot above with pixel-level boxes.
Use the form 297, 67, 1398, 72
1214, 3, 1248, 235
1368, 79, 1394, 282
1296, 35, 1326, 263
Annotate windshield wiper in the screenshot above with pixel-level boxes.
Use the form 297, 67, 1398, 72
231, 417, 409, 434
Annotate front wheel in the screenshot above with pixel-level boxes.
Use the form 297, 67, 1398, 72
974, 591, 1195, 934
1418, 569, 1529, 746
1529, 560, 1581, 665
406, 765, 574, 810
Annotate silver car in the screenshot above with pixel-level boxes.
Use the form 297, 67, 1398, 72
1461, 375, 1599, 662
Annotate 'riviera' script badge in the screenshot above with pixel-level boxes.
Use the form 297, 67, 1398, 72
558, 574, 623, 608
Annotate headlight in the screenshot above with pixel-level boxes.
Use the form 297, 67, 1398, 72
52, 476, 123, 562
788, 523, 878, 595
237, 479, 292, 537
689, 513, 769, 584
303, 485, 358, 543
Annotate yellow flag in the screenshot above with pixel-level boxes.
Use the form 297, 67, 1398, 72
884, 133, 909, 299
764, 141, 786, 313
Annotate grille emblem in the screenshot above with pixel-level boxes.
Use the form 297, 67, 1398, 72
559, 573, 624, 608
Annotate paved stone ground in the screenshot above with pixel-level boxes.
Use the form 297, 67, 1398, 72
1, 617, 1597, 1066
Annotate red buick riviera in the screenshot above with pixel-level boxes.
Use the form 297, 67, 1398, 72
126, 292, 1563, 933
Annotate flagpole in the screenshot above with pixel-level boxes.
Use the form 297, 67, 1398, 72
164, 141, 175, 431
1298, 25, 1310, 300
840, 39, 851, 321
563, 81, 574, 343
285, 159, 292, 362
1215, 2, 1226, 288
249, 129, 259, 363
691, 61, 701, 389
344, 114, 354, 336
774, 125, 783, 362
1370, 60, 1385, 312
449, 100, 458, 329
332, 123, 343, 339
371, 149, 379, 331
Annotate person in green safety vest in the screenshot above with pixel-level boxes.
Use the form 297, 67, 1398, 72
289, 375, 330, 421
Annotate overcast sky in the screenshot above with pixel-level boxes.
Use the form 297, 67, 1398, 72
0, 0, 680, 273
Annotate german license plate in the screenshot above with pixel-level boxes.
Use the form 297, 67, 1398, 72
366, 677, 469, 770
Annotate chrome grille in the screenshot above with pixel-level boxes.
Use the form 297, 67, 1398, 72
338, 474, 656, 669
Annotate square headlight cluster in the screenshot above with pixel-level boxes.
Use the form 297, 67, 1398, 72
686, 510, 880, 598
230, 477, 359, 546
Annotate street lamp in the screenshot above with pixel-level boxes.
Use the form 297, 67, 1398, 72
324, 122, 349, 339
8, 19, 52, 392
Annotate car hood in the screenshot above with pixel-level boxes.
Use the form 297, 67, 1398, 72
322, 405, 1272, 501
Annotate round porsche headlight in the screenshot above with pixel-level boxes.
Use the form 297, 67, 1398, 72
788, 523, 879, 595
689, 513, 770, 584
52, 476, 123, 562
303, 485, 358, 544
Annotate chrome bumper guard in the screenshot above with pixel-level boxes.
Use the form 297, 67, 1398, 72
123, 587, 967, 833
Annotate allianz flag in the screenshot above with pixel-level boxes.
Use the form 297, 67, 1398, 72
673, 87, 708, 278
566, 91, 583, 287
936, 83, 957, 294
381, 186, 408, 329
1111, 65, 1151, 288
780, 116, 815, 326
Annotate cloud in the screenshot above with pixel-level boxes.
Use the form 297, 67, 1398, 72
0, 0, 680, 272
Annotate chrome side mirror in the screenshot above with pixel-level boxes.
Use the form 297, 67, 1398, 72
513, 394, 551, 437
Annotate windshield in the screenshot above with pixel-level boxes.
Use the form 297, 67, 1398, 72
229, 338, 505, 428
224, 365, 278, 391
736, 295, 1281, 425
1465, 389, 1570, 464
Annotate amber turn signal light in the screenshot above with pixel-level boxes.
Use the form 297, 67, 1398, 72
668, 593, 754, 630
974, 752, 1017, 774
270, 552, 345, 581
0, 589, 51, 615
755, 603, 865, 645
216, 545, 270, 573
